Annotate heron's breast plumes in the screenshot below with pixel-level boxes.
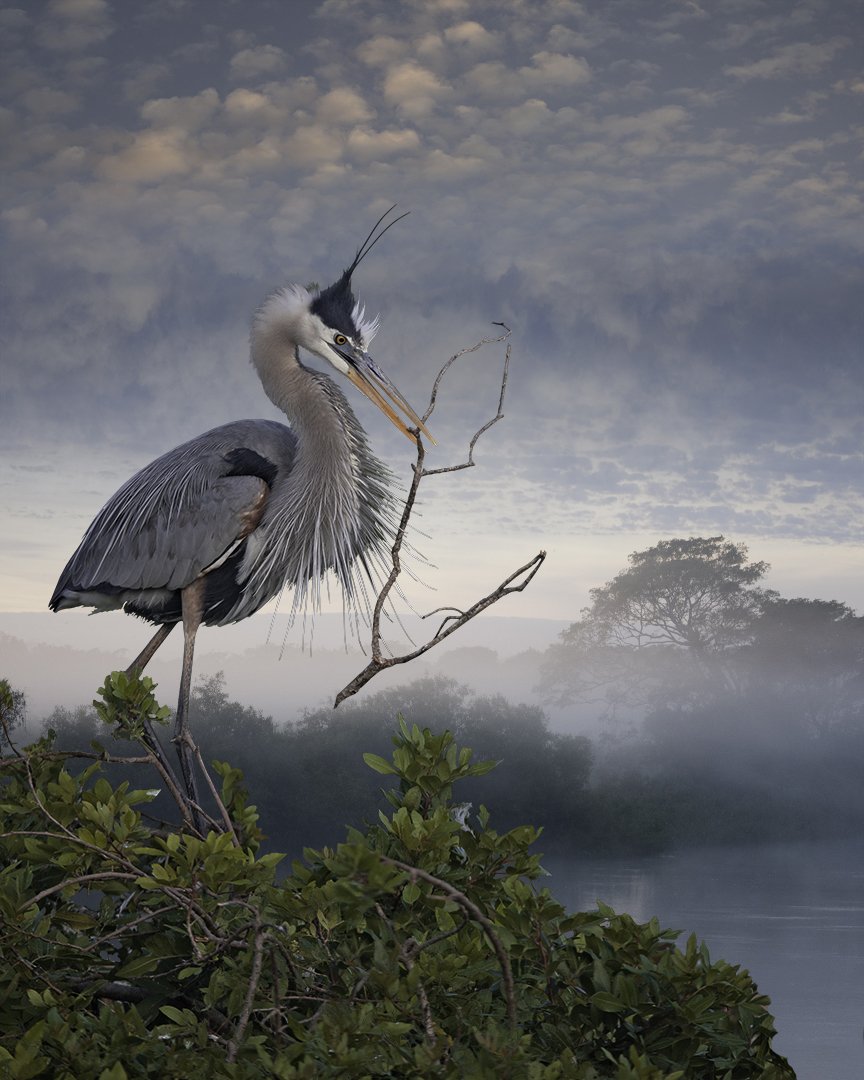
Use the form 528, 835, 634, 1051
225, 374, 398, 625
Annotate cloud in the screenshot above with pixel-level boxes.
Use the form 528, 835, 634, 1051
724, 39, 850, 81
122, 61, 172, 102
346, 126, 421, 161
383, 61, 450, 117
316, 87, 375, 125
96, 128, 194, 182
356, 34, 407, 68
442, 19, 502, 55
20, 87, 79, 116
283, 124, 345, 166
526, 50, 591, 89
140, 87, 220, 130
465, 51, 590, 100
228, 44, 287, 80
36, 0, 113, 51
421, 147, 489, 179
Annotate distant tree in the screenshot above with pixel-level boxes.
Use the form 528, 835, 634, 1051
44, 702, 101, 744
742, 597, 864, 734
0, 679, 26, 748
543, 537, 776, 713
187, 672, 278, 745
296, 675, 593, 852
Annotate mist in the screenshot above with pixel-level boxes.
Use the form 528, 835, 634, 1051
4, 535, 863, 861
0, 611, 566, 728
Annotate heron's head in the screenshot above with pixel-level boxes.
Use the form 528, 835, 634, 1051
256, 207, 434, 444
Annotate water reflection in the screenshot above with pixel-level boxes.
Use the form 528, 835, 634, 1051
544, 840, 864, 1080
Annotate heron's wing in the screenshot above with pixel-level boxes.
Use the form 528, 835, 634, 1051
51, 421, 296, 603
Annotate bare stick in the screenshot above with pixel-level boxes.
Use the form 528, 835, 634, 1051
336, 551, 545, 705
422, 331, 510, 477
191, 742, 240, 845
26, 872, 139, 911
335, 327, 545, 706
227, 924, 267, 1063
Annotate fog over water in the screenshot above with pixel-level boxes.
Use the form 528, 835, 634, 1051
546, 841, 864, 1080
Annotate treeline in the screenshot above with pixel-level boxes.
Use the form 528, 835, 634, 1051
11, 535, 864, 855
42, 674, 864, 859
541, 535, 864, 849
44, 674, 602, 857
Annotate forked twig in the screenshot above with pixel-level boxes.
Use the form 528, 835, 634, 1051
335, 326, 545, 706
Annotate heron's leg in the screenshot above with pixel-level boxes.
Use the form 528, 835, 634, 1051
174, 581, 205, 829
125, 622, 175, 677
124, 622, 182, 797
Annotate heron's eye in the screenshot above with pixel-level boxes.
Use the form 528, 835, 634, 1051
334, 334, 348, 346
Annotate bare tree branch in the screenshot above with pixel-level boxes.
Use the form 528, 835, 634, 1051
335, 326, 545, 706
227, 921, 267, 1063
191, 742, 239, 845
26, 872, 139, 911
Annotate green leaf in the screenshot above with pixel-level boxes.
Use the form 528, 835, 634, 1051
590, 991, 627, 1013
98, 1064, 129, 1080
363, 753, 397, 775
159, 1005, 191, 1025
116, 954, 161, 979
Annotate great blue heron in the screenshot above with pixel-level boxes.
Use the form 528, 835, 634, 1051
49, 207, 432, 819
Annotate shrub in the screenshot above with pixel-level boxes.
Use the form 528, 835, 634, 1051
0, 674, 794, 1078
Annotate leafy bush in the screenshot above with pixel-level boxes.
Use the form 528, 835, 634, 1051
0, 674, 794, 1078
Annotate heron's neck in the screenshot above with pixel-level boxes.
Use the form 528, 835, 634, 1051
252, 336, 367, 518
254, 338, 354, 465
242, 331, 393, 615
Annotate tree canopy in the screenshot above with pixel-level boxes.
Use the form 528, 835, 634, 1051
544, 537, 775, 712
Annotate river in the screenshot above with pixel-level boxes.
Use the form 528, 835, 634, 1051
544, 839, 864, 1079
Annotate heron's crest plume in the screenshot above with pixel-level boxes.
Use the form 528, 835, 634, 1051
310, 205, 408, 345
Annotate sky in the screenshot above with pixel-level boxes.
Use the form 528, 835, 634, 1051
2, 0, 863, 653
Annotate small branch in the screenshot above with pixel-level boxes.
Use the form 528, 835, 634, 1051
336, 551, 545, 706
382, 858, 516, 1032
417, 979, 436, 1044
65, 979, 146, 1004
336, 327, 546, 706
421, 324, 510, 427
423, 339, 510, 477
25, 872, 139, 911
227, 924, 267, 1063
1, 750, 155, 769
191, 743, 239, 845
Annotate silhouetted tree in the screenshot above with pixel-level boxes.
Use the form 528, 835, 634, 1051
543, 536, 776, 715
744, 598, 864, 733
0, 679, 26, 748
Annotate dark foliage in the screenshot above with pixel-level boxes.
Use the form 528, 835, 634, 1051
43, 674, 594, 858
1, 693, 795, 1078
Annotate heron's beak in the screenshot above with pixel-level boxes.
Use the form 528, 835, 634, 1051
341, 348, 436, 445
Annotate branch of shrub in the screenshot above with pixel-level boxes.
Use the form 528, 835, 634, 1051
335, 324, 545, 706
226, 920, 267, 1063
383, 857, 516, 1032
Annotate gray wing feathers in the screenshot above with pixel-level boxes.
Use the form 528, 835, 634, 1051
102, 474, 267, 592
54, 421, 294, 598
